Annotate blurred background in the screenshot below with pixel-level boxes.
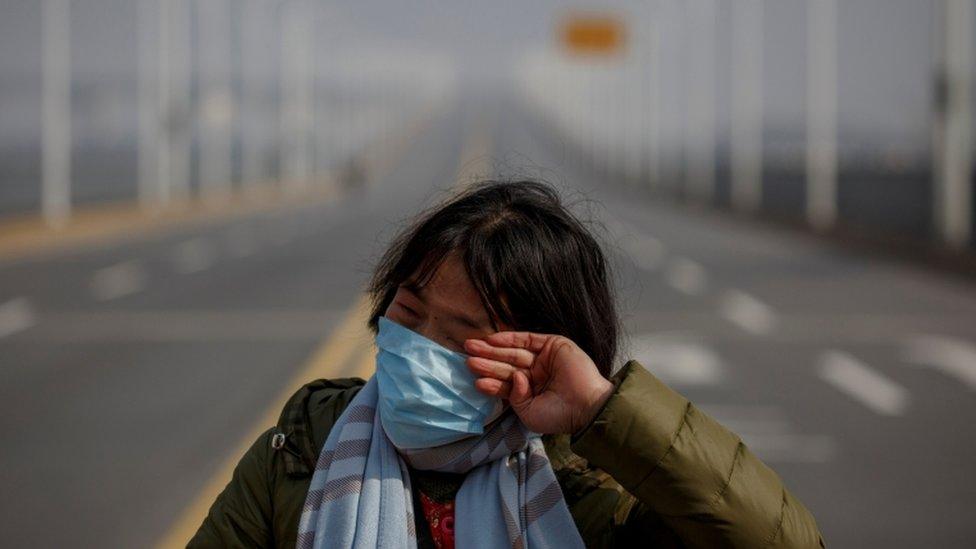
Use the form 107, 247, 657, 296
0, 0, 974, 547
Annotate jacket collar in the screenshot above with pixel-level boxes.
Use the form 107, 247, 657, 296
273, 378, 349, 477
273, 378, 581, 478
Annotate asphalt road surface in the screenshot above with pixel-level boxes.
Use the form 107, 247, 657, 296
1, 96, 975, 548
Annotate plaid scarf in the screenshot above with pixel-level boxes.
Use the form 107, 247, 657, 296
297, 375, 585, 549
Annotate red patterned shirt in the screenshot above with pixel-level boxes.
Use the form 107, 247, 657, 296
417, 490, 456, 549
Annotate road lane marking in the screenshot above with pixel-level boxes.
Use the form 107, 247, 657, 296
620, 234, 666, 272
0, 181, 340, 264
23, 310, 345, 342
739, 433, 837, 464
90, 260, 146, 301
353, 343, 377, 379
627, 332, 724, 386
818, 350, 909, 416
454, 117, 493, 184
719, 289, 776, 335
698, 403, 836, 463
158, 118, 484, 548
173, 237, 216, 274
664, 257, 708, 296
697, 404, 786, 421
904, 334, 976, 391
608, 219, 668, 271
154, 292, 373, 549
0, 297, 36, 338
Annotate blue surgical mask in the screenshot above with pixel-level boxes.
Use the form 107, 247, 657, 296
374, 315, 503, 449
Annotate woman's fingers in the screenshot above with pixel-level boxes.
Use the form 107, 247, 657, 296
508, 370, 532, 409
474, 377, 511, 399
482, 331, 552, 354
464, 337, 535, 368
466, 356, 516, 381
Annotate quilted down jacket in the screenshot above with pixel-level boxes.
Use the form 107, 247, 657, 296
187, 359, 825, 548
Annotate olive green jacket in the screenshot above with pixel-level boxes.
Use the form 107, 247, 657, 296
187, 360, 825, 548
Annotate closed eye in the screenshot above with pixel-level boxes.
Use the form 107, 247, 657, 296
396, 301, 418, 316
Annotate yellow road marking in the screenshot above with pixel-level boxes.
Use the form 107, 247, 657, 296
154, 292, 373, 549
353, 343, 378, 379
0, 181, 337, 263
454, 117, 493, 188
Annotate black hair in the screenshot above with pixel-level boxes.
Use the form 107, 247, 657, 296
365, 179, 620, 378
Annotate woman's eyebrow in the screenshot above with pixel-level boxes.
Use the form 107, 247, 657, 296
401, 284, 487, 330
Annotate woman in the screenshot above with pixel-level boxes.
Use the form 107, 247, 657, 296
188, 180, 825, 548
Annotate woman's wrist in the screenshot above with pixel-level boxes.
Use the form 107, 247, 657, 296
572, 377, 614, 436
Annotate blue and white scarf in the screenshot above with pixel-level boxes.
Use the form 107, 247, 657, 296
297, 376, 585, 549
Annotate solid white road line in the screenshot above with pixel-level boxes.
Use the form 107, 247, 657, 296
0, 297, 36, 338
664, 257, 708, 296
627, 332, 724, 386
904, 334, 976, 391
720, 289, 776, 335
818, 350, 909, 416
90, 260, 146, 301
173, 237, 216, 274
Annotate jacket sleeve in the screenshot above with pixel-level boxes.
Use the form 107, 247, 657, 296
570, 360, 825, 548
186, 427, 275, 548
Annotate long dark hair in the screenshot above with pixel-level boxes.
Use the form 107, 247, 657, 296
365, 179, 621, 377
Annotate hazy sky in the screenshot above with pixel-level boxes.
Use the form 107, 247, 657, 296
324, 1, 639, 81
0, 0, 958, 148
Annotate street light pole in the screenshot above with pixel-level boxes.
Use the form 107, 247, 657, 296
684, 0, 716, 203
156, 0, 172, 207
42, 0, 72, 227
280, 0, 312, 191
170, 0, 192, 203
806, 0, 839, 231
242, 0, 265, 192
137, 0, 156, 211
935, 0, 974, 248
731, 0, 764, 214
198, 0, 234, 202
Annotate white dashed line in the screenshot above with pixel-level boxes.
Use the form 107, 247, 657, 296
664, 257, 708, 296
699, 404, 836, 463
622, 234, 666, 272
818, 350, 909, 416
740, 433, 837, 464
173, 238, 217, 274
627, 332, 725, 386
0, 297, 36, 338
904, 334, 976, 391
90, 260, 146, 301
719, 289, 776, 335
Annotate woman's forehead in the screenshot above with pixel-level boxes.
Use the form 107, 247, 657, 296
410, 255, 478, 304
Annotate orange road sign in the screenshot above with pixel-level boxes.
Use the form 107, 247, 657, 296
559, 13, 626, 56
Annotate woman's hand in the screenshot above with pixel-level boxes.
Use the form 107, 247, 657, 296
463, 331, 614, 435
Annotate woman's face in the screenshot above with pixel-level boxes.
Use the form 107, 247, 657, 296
384, 252, 511, 353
